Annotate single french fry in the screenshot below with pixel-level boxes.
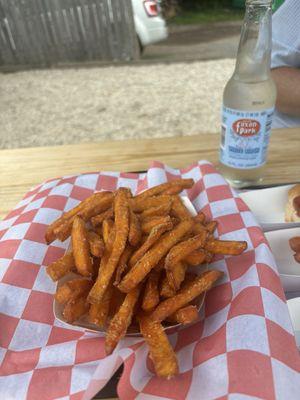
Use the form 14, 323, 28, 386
105, 285, 141, 355
63, 296, 89, 324
88, 188, 130, 304
89, 282, 113, 328
130, 195, 172, 213
140, 201, 172, 221
165, 231, 208, 271
128, 209, 142, 247
129, 221, 173, 268
194, 212, 206, 224
50, 192, 113, 243
184, 249, 207, 266
46, 253, 75, 281
142, 269, 161, 311
167, 305, 199, 325
91, 208, 114, 228
192, 222, 207, 235
141, 215, 173, 234
92, 257, 101, 278
163, 185, 188, 196
171, 195, 192, 220
150, 270, 223, 322
118, 219, 194, 293
114, 245, 134, 286
102, 219, 114, 248
72, 216, 93, 277
134, 179, 194, 201
205, 221, 218, 234
88, 231, 105, 258
205, 239, 247, 255
55, 278, 92, 304
139, 316, 178, 378
160, 272, 176, 298
166, 261, 187, 291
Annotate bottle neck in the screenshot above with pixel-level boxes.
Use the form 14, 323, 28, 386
234, 1, 272, 82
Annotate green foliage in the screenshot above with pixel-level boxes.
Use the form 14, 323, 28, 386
169, 7, 244, 25
178, 0, 233, 10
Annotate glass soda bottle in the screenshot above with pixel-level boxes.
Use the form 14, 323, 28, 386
219, 0, 276, 188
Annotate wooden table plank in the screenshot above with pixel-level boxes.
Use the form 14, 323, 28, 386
0, 128, 299, 220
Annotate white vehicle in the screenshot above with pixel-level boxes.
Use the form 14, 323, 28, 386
132, 0, 168, 51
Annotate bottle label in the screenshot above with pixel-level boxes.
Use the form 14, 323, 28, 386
220, 106, 274, 169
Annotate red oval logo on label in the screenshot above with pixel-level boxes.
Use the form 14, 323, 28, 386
232, 119, 261, 137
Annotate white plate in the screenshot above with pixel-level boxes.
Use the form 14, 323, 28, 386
239, 184, 300, 232
287, 297, 300, 348
265, 227, 300, 292
54, 196, 205, 334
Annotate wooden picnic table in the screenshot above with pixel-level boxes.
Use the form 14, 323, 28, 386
1, 128, 299, 221
0, 127, 299, 399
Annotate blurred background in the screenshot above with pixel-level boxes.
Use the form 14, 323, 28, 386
0, 0, 284, 149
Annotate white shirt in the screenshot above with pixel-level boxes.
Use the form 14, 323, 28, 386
271, 0, 300, 128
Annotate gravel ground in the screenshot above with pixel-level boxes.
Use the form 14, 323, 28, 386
0, 59, 235, 149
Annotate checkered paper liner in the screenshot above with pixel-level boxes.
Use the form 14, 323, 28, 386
0, 160, 300, 400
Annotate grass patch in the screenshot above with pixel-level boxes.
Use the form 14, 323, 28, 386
169, 8, 244, 25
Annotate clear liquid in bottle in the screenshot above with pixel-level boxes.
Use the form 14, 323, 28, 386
219, 0, 277, 188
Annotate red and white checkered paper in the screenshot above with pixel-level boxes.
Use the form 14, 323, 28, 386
1, 161, 300, 400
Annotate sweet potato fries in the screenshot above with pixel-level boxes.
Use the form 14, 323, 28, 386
45, 179, 247, 378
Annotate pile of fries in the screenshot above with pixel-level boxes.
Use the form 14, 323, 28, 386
45, 179, 247, 378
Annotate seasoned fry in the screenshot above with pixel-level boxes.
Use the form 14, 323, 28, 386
102, 218, 114, 247
192, 222, 207, 235
130, 195, 172, 213
142, 269, 161, 311
184, 249, 207, 266
167, 305, 199, 325
171, 195, 192, 221
165, 231, 208, 271
72, 217, 93, 277
163, 185, 188, 196
205, 239, 247, 255
50, 192, 113, 243
205, 221, 218, 234
139, 316, 178, 378
166, 261, 187, 291
160, 273, 176, 298
141, 215, 173, 234
128, 209, 142, 247
150, 270, 223, 322
134, 179, 194, 201
118, 219, 194, 293
114, 245, 133, 286
129, 221, 173, 268
88, 231, 105, 258
88, 188, 130, 304
55, 278, 92, 304
91, 208, 114, 228
46, 253, 75, 281
89, 282, 113, 328
105, 285, 141, 355
63, 296, 89, 324
140, 201, 172, 221
194, 212, 206, 224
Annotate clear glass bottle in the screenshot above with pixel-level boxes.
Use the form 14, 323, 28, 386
219, 0, 277, 188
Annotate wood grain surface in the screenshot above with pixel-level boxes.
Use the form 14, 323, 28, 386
1, 128, 299, 220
